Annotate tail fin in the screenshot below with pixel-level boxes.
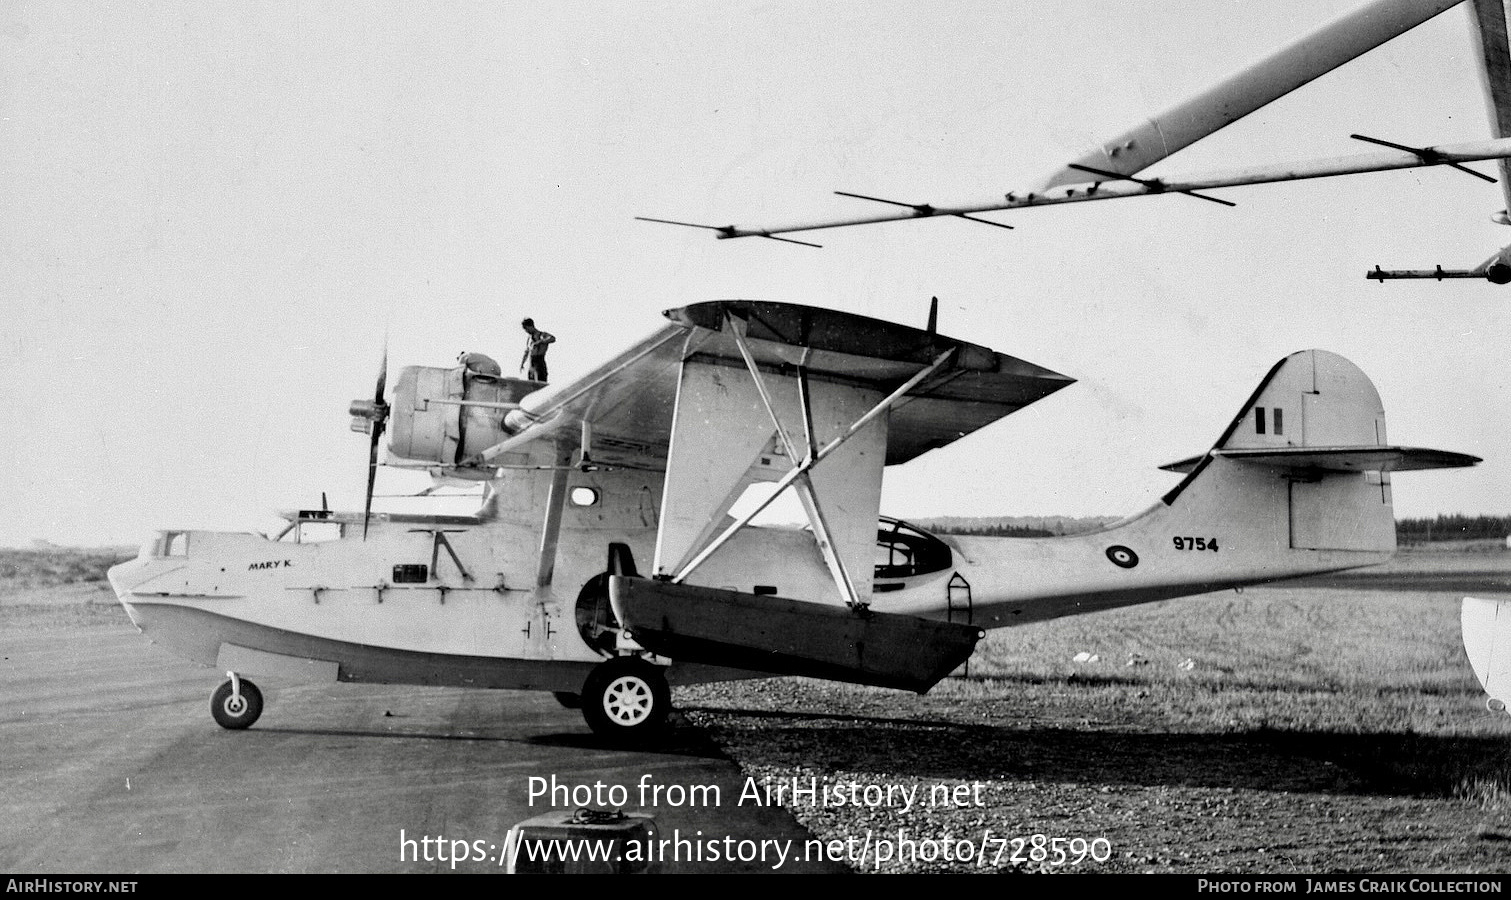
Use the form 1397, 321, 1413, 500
1156, 350, 1476, 554
938, 350, 1477, 627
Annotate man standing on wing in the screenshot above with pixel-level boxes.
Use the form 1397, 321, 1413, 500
520, 318, 555, 382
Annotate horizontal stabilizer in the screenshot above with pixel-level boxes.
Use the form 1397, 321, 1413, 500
1160, 446, 1481, 474
1462, 597, 1511, 711
609, 576, 983, 693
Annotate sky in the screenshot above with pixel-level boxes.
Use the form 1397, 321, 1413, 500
2, 0, 1509, 548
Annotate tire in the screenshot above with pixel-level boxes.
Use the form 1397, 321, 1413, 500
210, 678, 263, 730
581, 658, 670, 743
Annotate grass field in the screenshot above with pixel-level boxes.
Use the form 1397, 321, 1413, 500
679, 550, 1511, 873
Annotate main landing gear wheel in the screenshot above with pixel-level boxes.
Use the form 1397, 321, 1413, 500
581, 657, 670, 744
210, 676, 263, 730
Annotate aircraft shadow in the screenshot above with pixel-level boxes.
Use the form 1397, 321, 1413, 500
680, 706, 1511, 800
953, 671, 1473, 696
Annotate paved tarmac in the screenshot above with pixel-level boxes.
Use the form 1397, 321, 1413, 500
0, 616, 846, 874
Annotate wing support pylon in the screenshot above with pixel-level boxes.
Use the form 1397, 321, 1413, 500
719, 311, 863, 609
659, 325, 957, 608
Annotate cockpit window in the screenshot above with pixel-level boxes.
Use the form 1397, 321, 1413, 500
154, 532, 189, 557
874, 517, 952, 579
296, 521, 344, 543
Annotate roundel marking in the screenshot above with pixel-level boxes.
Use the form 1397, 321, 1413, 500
1106, 545, 1139, 569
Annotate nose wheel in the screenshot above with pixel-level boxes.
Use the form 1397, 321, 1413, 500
211, 673, 264, 730
581, 657, 670, 744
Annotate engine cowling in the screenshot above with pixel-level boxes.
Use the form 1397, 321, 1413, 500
1484, 244, 1511, 284
386, 366, 544, 468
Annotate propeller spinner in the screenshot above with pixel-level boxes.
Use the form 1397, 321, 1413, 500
348, 346, 389, 539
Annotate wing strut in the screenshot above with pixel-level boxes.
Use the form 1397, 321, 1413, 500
669, 344, 958, 592
632, 216, 825, 248
1064, 164, 1236, 207
833, 191, 1016, 230
1368, 264, 1489, 281
722, 311, 865, 609
1349, 133, 1498, 183
535, 443, 572, 587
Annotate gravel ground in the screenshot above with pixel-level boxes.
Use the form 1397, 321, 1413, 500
674, 677, 1511, 875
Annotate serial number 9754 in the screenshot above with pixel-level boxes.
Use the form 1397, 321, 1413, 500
1172, 536, 1219, 551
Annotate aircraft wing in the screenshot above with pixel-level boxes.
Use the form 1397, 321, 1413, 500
640, 0, 1511, 244
1471, 0, 1511, 209
1037, 0, 1467, 190
462, 300, 1073, 472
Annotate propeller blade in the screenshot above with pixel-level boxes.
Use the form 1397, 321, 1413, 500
363, 338, 390, 541
375, 341, 388, 403
364, 422, 382, 540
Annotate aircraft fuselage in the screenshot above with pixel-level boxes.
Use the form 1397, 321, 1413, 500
108, 457, 1390, 698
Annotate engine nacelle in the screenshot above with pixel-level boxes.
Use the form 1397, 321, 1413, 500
1484, 243, 1511, 284
387, 366, 543, 467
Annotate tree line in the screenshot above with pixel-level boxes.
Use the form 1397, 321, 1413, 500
1395, 515, 1511, 543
